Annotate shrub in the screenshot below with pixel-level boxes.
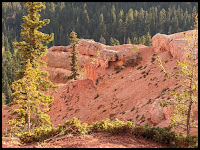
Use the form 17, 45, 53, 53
114, 65, 123, 73
88, 118, 110, 133
94, 94, 99, 100
151, 57, 156, 63
64, 117, 88, 135
107, 119, 124, 134
16, 117, 198, 148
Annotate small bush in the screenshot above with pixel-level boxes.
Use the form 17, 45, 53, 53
131, 106, 135, 111
132, 126, 145, 136
137, 65, 143, 70
19, 132, 36, 143
114, 65, 123, 73
107, 119, 134, 134
161, 88, 169, 94
94, 94, 99, 99
64, 117, 88, 135
88, 118, 110, 133
151, 57, 156, 63
147, 99, 151, 104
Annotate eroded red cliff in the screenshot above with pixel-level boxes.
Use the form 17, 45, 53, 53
2, 30, 198, 136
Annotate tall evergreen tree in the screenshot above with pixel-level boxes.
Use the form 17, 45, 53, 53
12, 2, 57, 92
118, 9, 124, 20
99, 35, 106, 44
2, 93, 7, 105
110, 37, 120, 46
159, 8, 167, 33
68, 31, 80, 80
2, 51, 15, 104
145, 32, 152, 46
132, 36, 138, 44
7, 2, 57, 137
8, 59, 54, 136
138, 35, 146, 45
126, 37, 132, 44
111, 4, 117, 24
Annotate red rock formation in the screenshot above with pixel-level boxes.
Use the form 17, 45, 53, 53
152, 33, 172, 53
152, 30, 198, 61
48, 46, 67, 53
84, 63, 98, 84
2, 30, 198, 136
77, 39, 104, 56
40, 39, 141, 84
40, 50, 71, 84
149, 99, 165, 124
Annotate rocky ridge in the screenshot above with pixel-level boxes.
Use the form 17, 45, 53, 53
2, 30, 198, 136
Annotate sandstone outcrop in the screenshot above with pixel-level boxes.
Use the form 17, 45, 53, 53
152, 30, 198, 61
48, 46, 67, 53
151, 33, 172, 53
42, 29, 198, 84
41, 50, 70, 69
100, 49, 118, 62
40, 50, 71, 84
84, 63, 99, 84
76, 39, 104, 56
117, 48, 136, 64
41, 39, 140, 84
149, 99, 165, 124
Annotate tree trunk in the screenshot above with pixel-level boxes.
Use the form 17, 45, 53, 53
186, 100, 193, 135
27, 99, 31, 133
186, 48, 196, 135
124, 34, 125, 44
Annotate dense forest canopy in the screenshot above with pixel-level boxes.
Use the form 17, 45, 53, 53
2, 2, 198, 104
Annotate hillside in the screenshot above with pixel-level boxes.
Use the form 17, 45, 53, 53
2, 30, 198, 148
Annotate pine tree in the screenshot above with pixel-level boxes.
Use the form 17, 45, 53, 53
110, 37, 120, 46
2, 51, 15, 104
110, 37, 114, 46
159, 8, 166, 33
118, 9, 124, 20
157, 14, 198, 135
127, 8, 134, 23
68, 31, 80, 80
99, 13, 107, 40
133, 36, 138, 44
145, 32, 152, 46
7, 2, 57, 137
126, 37, 132, 44
8, 59, 53, 136
12, 2, 57, 92
138, 35, 146, 45
2, 93, 6, 105
99, 35, 106, 45
111, 4, 116, 24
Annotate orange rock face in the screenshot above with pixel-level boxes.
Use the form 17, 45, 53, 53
40, 39, 140, 84
152, 30, 198, 61
2, 30, 198, 136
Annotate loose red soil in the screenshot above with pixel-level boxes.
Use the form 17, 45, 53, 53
2, 132, 169, 148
